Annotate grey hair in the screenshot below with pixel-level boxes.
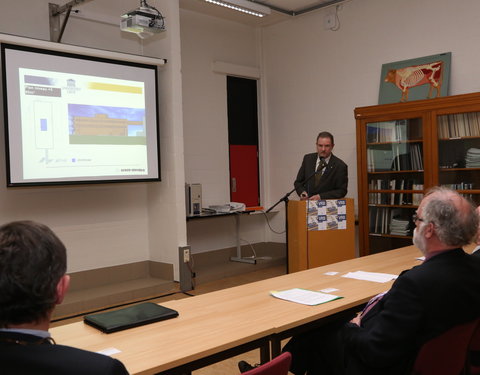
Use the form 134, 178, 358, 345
423, 187, 478, 247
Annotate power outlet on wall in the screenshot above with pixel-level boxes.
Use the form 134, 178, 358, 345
179, 246, 193, 292
183, 248, 190, 263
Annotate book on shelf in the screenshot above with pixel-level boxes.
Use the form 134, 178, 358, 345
398, 179, 405, 206
412, 184, 424, 205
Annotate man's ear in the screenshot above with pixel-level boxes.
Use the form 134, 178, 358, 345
55, 275, 70, 305
424, 222, 435, 239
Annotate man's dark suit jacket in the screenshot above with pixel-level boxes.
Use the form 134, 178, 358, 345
0, 331, 129, 375
286, 249, 480, 375
294, 153, 348, 199
342, 249, 480, 375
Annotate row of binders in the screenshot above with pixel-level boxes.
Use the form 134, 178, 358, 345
367, 144, 423, 172
366, 120, 408, 143
368, 190, 423, 206
369, 180, 424, 206
440, 183, 475, 190
437, 112, 480, 139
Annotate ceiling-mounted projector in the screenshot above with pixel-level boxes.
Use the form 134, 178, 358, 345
120, 4, 165, 39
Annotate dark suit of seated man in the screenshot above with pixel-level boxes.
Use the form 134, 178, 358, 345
0, 221, 129, 375
294, 131, 348, 201
472, 205, 480, 255
283, 187, 480, 375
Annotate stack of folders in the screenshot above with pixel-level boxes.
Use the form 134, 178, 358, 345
466, 148, 480, 168
389, 217, 410, 236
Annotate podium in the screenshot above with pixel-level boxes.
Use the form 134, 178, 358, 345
287, 199, 355, 273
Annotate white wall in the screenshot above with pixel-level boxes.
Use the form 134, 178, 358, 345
261, 0, 480, 236
2, 0, 479, 273
180, 9, 276, 253
0, 0, 186, 279
181, 0, 480, 250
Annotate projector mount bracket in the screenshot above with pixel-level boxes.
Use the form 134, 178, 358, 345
49, 0, 94, 43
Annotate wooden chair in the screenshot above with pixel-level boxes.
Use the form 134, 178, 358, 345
242, 352, 291, 375
412, 318, 480, 375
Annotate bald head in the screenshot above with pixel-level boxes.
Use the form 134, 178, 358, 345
419, 187, 478, 248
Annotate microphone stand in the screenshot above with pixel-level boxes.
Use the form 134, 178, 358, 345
266, 160, 326, 273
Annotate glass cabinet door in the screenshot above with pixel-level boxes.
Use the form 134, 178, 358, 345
365, 118, 424, 253
437, 112, 480, 205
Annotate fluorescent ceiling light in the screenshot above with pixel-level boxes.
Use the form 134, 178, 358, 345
204, 0, 271, 17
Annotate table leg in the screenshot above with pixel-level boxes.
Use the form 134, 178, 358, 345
230, 214, 256, 264
260, 341, 270, 364
270, 334, 282, 358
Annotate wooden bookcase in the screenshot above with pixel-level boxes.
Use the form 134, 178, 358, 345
355, 92, 480, 256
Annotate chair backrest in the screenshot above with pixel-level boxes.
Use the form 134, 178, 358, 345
243, 352, 291, 375
468, 320, 480, 375
470, 319, 480, 352
412, 318, 480, 375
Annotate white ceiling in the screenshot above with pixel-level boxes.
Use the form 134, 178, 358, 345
179, 0, 343, 26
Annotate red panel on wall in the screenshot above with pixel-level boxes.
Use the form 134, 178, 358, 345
229, 145, 259, 207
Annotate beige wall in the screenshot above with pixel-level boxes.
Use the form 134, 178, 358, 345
181, 0, 480, 251
260, 0, 480, 237
180, 9, 272, 253
0, 0, 186, 279
2, 0, 480, 269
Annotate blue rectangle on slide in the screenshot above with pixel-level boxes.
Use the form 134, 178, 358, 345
24, 75, 56, 86
40, 118, 48, 131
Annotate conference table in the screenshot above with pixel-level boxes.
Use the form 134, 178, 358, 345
50, 244, 445, 375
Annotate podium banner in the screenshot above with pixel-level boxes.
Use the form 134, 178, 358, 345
307, 199, 348, 231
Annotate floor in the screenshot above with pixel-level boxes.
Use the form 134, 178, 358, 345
51, 263, 288, 374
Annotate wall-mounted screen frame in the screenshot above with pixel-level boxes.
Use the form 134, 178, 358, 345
1, 42, 161, 186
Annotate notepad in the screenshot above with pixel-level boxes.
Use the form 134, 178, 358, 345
84, 302, 178, 333
270, 288, 342, 306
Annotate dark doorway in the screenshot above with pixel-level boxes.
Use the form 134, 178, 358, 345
227, 76, 260, 207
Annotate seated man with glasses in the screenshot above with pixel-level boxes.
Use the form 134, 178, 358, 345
280, 187, 480, 375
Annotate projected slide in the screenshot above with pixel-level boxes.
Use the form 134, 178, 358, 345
19, 68, 149, 180
3, 43, 160, 186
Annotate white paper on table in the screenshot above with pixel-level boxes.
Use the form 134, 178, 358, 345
324, 271, 339, 276
270, 288, 342, 306
342, 270, 398, 283
320, 287, 339, 293
97, 347, 121, 356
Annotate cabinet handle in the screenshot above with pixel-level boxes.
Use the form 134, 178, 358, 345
231, 177, 237, 192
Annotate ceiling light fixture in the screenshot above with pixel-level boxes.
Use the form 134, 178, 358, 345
204, 0, 271, 18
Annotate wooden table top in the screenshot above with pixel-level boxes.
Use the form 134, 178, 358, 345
51, 244, 463, 375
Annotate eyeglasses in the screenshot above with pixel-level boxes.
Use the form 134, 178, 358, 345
412, 213, 424, 223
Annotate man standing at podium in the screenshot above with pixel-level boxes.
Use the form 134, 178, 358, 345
294, 131, 348, 200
